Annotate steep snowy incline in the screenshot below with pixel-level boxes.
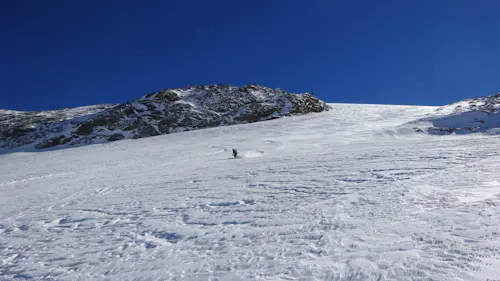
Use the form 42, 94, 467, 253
1, 103, 500, 281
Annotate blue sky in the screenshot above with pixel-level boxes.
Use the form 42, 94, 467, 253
2, 0, 500, 111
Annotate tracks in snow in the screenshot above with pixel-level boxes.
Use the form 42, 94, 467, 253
1, 105, 500, 280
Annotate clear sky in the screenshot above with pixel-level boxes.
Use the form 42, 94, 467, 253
2, 0, 500, 111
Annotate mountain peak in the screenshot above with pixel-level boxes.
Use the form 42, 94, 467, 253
437, 93, 500, 115
0, 85, 329, 151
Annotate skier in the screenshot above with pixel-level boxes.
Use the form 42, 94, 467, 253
232, 148, 238, 158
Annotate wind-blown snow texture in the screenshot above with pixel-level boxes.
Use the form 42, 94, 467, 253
1, 104, 500, 281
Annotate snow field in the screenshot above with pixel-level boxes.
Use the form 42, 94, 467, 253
1, 103, 500, 280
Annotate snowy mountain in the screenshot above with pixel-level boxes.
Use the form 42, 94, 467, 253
409, 93, 500, 135
437, 93, 500, 114
2, 103, 499, 281
0, 84, 329, 150
0, 104, 115, 147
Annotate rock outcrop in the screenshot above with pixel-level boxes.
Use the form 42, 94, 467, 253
0, 84, 330, 150
410, 93, 500, 135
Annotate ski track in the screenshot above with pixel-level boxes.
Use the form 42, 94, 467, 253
1, 104, 500, 280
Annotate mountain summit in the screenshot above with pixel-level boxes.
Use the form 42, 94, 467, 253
0, 84, 329, 150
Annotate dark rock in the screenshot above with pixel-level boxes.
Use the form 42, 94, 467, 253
75, 117, 111, 136
108, 133, 125, 142
36, 136, 72, 149
415, 93, 500, 135
2, 127, 35, 139
0, 105, 114, 143
1, 85, 329, 150
156, 90, 181, 102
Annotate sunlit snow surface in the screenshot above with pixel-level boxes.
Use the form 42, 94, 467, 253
1, 104, 500, 281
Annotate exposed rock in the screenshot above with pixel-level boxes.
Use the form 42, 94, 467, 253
409, 93, 500, 135
35, 136, 73, 149
436, 93, 500, 114
0, 84, 330, 150
108, 133, 125, 142
0, 105, 115, 141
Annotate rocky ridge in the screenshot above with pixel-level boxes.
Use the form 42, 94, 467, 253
411, 93, 500, 135
0, 84, 329, 150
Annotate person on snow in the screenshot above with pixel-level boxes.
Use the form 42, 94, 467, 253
232, 148, 238, 158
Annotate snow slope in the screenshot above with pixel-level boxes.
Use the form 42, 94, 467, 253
1, 103, 500, 281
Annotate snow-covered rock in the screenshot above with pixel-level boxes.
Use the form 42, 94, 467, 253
0, 105, 116, 148
409, 93, 500, 135
437, 93, 500, 114
0, 84, 329, 150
